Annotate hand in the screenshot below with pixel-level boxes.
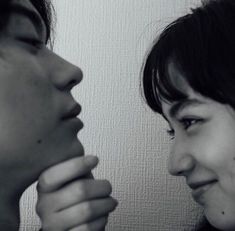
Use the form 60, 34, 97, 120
36, 156, 118, 231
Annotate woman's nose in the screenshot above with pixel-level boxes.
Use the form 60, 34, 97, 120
51, 54, 83, 91
168, 140, 195, 176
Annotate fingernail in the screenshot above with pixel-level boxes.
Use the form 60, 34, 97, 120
85, 155, 98, 166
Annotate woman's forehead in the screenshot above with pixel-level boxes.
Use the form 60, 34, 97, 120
160, 59, 205, 116
167, 59, 190, 93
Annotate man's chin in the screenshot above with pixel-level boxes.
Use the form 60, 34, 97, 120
49, 139, 84, 167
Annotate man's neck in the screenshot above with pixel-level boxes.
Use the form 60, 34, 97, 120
0, 162, 40, 230
0, 171, 28, 231
0, 193, 20, 230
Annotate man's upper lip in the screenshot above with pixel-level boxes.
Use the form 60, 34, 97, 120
62, 104, 81, 120
187, 179, 217, 190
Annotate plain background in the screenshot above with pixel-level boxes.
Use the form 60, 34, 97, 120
20, 1, 204, 230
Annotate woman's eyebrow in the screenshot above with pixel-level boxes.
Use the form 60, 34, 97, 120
169, 99, 205, 118
11, 4, 46, 37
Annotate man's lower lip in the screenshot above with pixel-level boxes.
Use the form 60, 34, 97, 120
191, 181, 217, 204
64, 117, 84, 129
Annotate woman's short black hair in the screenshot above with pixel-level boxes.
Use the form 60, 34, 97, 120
0, 0, 54, 44
142, 0, 235, 115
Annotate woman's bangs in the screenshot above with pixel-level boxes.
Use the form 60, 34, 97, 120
150, 43, 188, 114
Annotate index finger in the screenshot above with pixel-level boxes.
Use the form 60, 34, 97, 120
37, 155, 98, 193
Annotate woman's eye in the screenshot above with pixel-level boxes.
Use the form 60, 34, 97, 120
179, 118, 203, 130
166, 118, 204, 139
166, 128, 175, 140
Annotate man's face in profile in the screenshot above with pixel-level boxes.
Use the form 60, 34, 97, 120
0, 0, 84, 180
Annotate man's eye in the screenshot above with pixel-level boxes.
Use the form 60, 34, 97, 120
19, 37, 44, 49
179, 118, 203, 130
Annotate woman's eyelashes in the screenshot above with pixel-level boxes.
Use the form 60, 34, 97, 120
166, 117, 204, 139
167, 128, 175, 140
179, 117, 204, 130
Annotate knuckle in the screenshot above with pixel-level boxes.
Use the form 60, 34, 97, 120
71, 157, 90, 175
36, 199, 47, 217
80, 202, 92, 220
38, 173, 50, 191
75, 182, 87, 200
71, 157, 82, 170
35, 201, 42, 216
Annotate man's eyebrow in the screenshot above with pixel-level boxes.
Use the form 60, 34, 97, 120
11, 4, 46, 38
169, 98, 205, 118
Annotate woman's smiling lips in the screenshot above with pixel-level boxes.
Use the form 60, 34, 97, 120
187, 179, 218, 204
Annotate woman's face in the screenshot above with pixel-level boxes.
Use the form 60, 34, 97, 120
0, 0, 84, 180
161, 60, 235, 230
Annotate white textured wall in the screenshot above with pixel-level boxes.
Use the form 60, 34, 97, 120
20, 1, 204, 230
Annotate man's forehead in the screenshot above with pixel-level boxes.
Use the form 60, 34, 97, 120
11, 0, 38, 15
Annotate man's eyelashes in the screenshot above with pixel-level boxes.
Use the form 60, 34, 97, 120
18, 37, 44, 49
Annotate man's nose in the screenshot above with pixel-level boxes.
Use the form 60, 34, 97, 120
168, 139, 195, 176
51, 54, 83, 91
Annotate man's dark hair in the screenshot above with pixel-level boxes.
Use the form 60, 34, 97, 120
30, 0, 54, 44
0, 0, 54, 44
142, 0, 235, 115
